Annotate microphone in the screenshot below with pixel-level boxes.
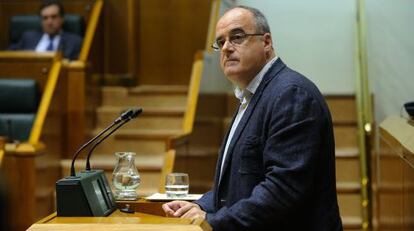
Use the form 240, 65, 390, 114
69, 108, 142, 177
115, 108, 142, 123
85, 108, 142, 171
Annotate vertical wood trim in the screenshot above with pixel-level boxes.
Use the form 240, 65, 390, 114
182, 51, 204, 134
65, 62, 87, 154
127, 0, 136, 77
158, 149, 176, 193
103, 0, 110, 74
79, 0, 104, 62
205, 0, 221, 53
0, 150, 4, 167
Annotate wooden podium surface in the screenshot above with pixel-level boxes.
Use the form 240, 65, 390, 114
27, 200, 211, 231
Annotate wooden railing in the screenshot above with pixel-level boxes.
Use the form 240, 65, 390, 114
78, 0, 103, 62
205, 0, 221, 53
167, 51, 204, 153
158, 149, 176, 193
167, 0, 221, 151
182, 51, 204, 134
0, 1, 104, 228
29, 55, 62, 144
0, 139, 4, 166
0, 51, 64, 231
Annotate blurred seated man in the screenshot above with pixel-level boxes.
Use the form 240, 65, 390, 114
8, 0, 82, 60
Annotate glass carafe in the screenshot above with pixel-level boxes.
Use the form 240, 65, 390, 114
112, 152, 140, 200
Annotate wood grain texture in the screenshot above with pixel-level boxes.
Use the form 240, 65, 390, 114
28, 224, 206, 231
158, 149, 176, 193
1, 143, 44, 231
0, 52, 92, 229
137, 0, 211, 85
374, 116, 414, 230
28, 208, 211, 231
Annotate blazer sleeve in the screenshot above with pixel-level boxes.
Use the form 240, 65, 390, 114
195, 190, 215, 213
7, 32, 30, 50
207, 85, 324, 230
61, 33, 83, 60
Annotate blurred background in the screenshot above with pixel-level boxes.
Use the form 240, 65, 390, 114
0, 0, 413, 230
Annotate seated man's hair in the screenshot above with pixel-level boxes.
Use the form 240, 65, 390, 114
39, 0, 65, 16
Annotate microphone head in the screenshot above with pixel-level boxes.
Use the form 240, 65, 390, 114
119, 108, 143, 122
120, 109, 133, 121
129, 108, 143, 119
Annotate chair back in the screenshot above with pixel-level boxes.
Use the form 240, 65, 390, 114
9, 14, 85, 44
0, 79, 39, 141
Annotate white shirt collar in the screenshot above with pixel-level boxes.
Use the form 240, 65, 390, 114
234, 56, 278, 104
35, 32, 62, 52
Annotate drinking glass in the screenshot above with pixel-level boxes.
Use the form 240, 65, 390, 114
165, 173, 189, 198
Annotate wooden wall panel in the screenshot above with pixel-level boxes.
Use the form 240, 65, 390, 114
137, 0, 211, 85
102, 0, 129, 74
1, 0, 212, 85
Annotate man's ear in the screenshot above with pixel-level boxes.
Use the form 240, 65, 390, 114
263, 33, 273, 51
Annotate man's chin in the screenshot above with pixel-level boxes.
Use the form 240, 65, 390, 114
225, 72, 242, 84
224, 67, 241, 77
45, 29, 59, 36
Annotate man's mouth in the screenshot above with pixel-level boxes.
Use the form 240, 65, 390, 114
225, 58, 239, 65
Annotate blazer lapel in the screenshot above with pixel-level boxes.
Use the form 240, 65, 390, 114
217, 58, 286, 188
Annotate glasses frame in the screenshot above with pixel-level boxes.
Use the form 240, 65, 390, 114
211, 33, 265, 51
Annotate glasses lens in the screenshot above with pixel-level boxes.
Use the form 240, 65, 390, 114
229, 34, 246, 45
212, 43, 220, 51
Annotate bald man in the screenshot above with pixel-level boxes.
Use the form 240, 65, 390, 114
163, 6, 342, 231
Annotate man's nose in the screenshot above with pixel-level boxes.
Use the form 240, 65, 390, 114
44, 17, 52, 23
221, 40, 234, 52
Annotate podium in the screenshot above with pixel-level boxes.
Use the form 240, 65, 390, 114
27, 199, 211, 231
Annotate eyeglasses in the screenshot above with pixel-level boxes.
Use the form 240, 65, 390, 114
212, 33, 264, 51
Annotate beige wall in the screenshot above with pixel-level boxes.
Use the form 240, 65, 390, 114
366, 0, 414, 122
234, 0, 357, 94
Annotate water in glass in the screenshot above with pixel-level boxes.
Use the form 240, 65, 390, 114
112, 152, 140, 200
165, 173, 189, 198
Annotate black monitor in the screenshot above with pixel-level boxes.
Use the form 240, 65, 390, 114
56, 170, 116, 216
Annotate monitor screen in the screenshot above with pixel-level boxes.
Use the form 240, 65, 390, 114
92, 180, 108, 211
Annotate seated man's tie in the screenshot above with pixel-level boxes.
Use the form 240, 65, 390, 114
46, 36, 54, 51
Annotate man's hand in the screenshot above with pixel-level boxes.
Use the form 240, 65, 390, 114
162, 200, 206, 220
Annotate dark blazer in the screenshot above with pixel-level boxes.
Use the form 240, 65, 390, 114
196, 58, 343, 231
8, 30, 82, 60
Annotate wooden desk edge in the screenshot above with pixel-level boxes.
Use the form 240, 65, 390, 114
31, 209, 212, 231
380, 115, 414, 166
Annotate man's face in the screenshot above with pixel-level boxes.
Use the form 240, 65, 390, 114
40, 5, 63, 36
215, 8, 272, 88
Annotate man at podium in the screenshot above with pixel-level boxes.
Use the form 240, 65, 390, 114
163, 6, 343, 231
8, 0, 82, 60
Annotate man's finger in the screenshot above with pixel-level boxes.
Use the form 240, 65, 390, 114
162, 203, 176, 216
173, 203, 194, 217
181, 207, 197, 219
